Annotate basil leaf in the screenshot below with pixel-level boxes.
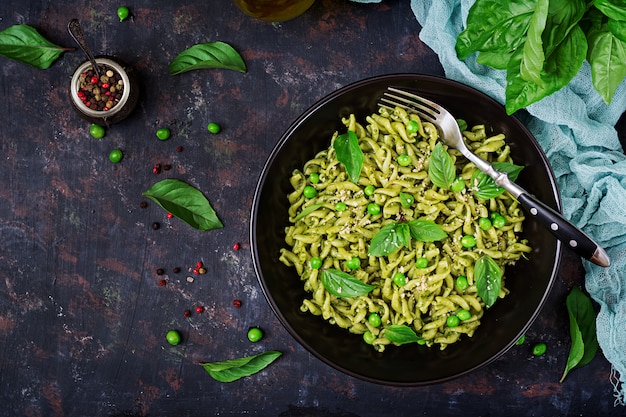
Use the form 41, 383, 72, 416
475, 256, 502, 308
428, 143, 456, 189
608, 18, 626, 43
594, 0, 626, 21
143, 179, 223, 230
200, 351, 282, 383
0, 24, 69, 69
471, 162, 525, 200
320, 269, 375, 298
169, 41, 246, 75
334, 131, 364, 183
368, 222, 410, 257
587, 21, 626, 104
520, 0, 549, 86
399, 192, 414, 208
560, 286, 599, 382
294, 204, 323, 221
408, 219, 448, 242
384, 325, 423, 345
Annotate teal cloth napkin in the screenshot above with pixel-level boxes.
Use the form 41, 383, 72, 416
352, 0, 626, 404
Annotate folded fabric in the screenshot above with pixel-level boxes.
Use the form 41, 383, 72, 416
351, 0, 626, 405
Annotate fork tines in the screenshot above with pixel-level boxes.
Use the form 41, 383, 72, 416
378, 87, 440, 122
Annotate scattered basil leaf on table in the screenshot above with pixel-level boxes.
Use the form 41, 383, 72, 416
0, 24, 70, 69
320, 269, 375, 298
169, 41, 247, 75
200, 351, 282, 383
143, 179, 223, 230
471, 162, 524, 200
407, 219, 448, 242
456, 0, 626, 112
474, 255, 502, 308
428, 142, 456, 189
334, 130, 364, 183
560, 286, 599, 382
368, 222, 411, 257
384, 325, 423, 345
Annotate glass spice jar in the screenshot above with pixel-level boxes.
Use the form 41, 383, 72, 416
69, 57, 139, 126
232, 0, 316, 22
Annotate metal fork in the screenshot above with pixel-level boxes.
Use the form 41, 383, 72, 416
379, 87, 610, 267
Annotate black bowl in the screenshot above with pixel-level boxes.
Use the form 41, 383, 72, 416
250, 74, 562, 385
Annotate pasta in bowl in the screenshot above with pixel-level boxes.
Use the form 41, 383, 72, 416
251, 74, 561, 385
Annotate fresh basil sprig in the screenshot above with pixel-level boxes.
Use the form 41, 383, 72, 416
384, 324, 424, 345
334, 130, 364, 183
169, 41, 247, 75
471, 162, 524, 200
320, 269, 375, 298
428, 142, 456, 189
560, 286, 599, 382
200, 351, 282, 383
456, 0, 626, 113
143, 179, 223, 230
474, 255, 502, 308
0, 24, 70, 69
368, 220, 447, 257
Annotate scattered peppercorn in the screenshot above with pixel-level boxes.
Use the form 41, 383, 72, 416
176, 145, 184, 152
139, 201, 148, 209
152, 222, 160, 230
233, 299, 242, 308
173, 267, 181, 273
183, 309, 192, 318
233, 242, 240, 251
163, 164, 172, 171
157, 279, 167, 287
197, 267, 207, 275
152, 163, 161, 174
195, 306, 205, 314
156, 268, 164, 275
167, 212, 173, 219
196, 261, 203, 268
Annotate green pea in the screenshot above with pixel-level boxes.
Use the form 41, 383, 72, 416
446, 315, 460, 328
309, 173, 320, 184
335, 202, 347, 212
451, 177, 466, 193
493, 215, 507, 229
392, 272, 406, 286
165, 329, 181, 345
364, 185, 376, 196
117, 6, 130, 22
456, 276, 469, 291
367, 203, 381, 216
109, 149, 123, 163
457, 309, 471, 321
368, 313, 382, 327
156, 128, 171, 140
515, 334, 526, 345
460, 235, 477, 248
309, 257, 322, 269
303, 185, 317, 198
478, 217, 492, 230
397, 154, 411, 167
89, 124, 105, 139
346, 257, 361, 270
363, 331, 375, 345
247, 327, 263, 343
532, 342, 547, 356
207, 122, 221, 134
490, 212, 501, 220
406, 119, 420, 134
415, 257, 428, 268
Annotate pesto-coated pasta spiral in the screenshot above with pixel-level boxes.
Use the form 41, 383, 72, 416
279, 106, 531, 352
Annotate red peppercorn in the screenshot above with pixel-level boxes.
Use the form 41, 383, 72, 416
167, 212, 173, 219
183, 309, 192, 317
152, 222, 160, 230
140, 201, 148, 208
173, 267, 181, 273
233, 242, 240, 251
176, 145, 183, 152
101, 83, 110, 89
156, 268, 164, 275
233, 299, 242, 308
193, 268, 199, 275
153, 164, 161, 174
195, 306, 205, 314
90, 76, 99, 84
196, 261, 203, 268
157, 279, 167, 286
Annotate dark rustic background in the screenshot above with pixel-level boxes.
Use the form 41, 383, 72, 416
0, 0, 623, 416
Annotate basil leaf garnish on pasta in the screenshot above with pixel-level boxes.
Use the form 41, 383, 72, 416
368, 222, 411, 256
320, 269, 375, 298
334, 130, 364, 183
428, 142, 456, 189
293, 204, 323, 221
471, 162, 524, 200
384, 325, 424, 345
408, 220, 448, 242
475, 256, 503, 308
